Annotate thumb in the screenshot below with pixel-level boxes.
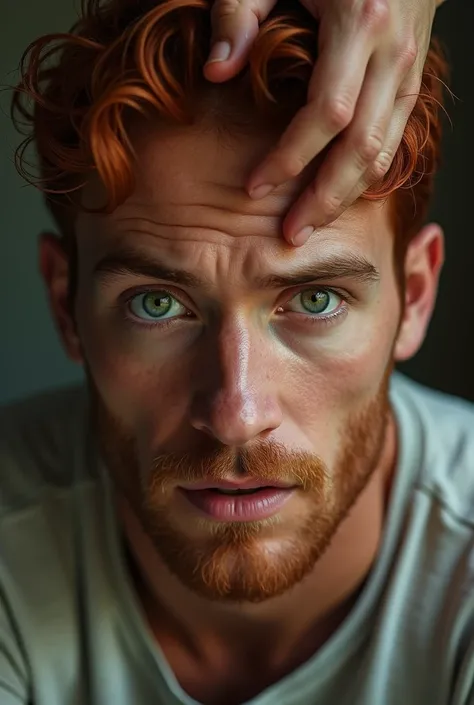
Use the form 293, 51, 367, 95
204, 0, 277, 83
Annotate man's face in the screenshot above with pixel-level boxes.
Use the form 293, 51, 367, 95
71, 123, 408, 602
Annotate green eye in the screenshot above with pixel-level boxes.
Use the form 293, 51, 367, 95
300, 290, 331, 314
143, 292, 172, 317
285, 288, 342, 317
129, 291, 186, 321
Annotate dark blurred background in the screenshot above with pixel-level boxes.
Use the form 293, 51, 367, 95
1, 1, 473, 405
397, 2, 474, 400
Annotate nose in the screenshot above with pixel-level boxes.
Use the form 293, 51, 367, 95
190, 319, 283, 446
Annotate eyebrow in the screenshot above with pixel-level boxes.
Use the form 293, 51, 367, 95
93, 248, 380, 289
94, 251, 204, 288
257, 255, 379, 288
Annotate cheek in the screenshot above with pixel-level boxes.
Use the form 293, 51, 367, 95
283, 292, 399, 441
76, 304, 193, 433
318, 318, 396, 401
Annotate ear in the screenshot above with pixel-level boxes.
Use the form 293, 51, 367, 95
39, 233, 83, 364
394, 223, 444, 362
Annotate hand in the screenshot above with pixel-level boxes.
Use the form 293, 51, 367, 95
204, 0, 444, 246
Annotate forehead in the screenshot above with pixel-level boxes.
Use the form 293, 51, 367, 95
78, 122, 395, 269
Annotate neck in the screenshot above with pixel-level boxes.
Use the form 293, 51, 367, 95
117, 414, 397, 676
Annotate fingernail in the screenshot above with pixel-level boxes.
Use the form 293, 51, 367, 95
206, 40, 231, 64
291, 226, 314, 247
249, 184, 274, 200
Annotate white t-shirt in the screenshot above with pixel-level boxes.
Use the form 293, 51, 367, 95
1, 374, 474, 705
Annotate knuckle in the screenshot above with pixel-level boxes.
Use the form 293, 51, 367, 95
354, 129, 384, 165
210, 0, 240, 22
360, 0, 390, 30
314, 190, 343, 218
368, 150, 393, 182
211, 0, 265, 24
276, 151, 310, 179
323, 96, 354, 133
393, 37, 418, 70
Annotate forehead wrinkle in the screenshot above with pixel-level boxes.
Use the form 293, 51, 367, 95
106, 129, 314, 242
114, 196, 287, 220
128, 172, 299, 208
125, 171, 305, 231
109, 207, 284, 241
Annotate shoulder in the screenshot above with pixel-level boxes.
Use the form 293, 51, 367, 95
381, 376, 474, 703
0, 385, 93, 517
0, 386, 100, 702
391, 372, 474, 433
391, 373, 474, 525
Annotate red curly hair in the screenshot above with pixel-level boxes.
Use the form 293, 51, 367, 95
12, 0, 448, 252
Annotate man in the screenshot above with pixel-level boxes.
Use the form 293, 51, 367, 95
1, 1, 472, 705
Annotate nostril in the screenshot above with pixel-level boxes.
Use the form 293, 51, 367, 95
195, 424, 216, 440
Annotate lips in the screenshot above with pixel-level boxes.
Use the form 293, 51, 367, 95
178, 481, 296, 522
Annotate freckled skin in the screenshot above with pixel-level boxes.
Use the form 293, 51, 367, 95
46, 120, 441, 701
78, 126, 400, 456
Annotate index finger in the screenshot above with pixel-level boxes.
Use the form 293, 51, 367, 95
246, 2, 387, 197
204, 0, 276, 83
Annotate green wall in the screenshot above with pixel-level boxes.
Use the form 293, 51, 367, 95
1, 1, 83, 404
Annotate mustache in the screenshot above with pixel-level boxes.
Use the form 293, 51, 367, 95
148, 441, 329, 494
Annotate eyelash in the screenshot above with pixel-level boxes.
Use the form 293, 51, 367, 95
119, 286, 352, 331
288, 302, 349, 328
